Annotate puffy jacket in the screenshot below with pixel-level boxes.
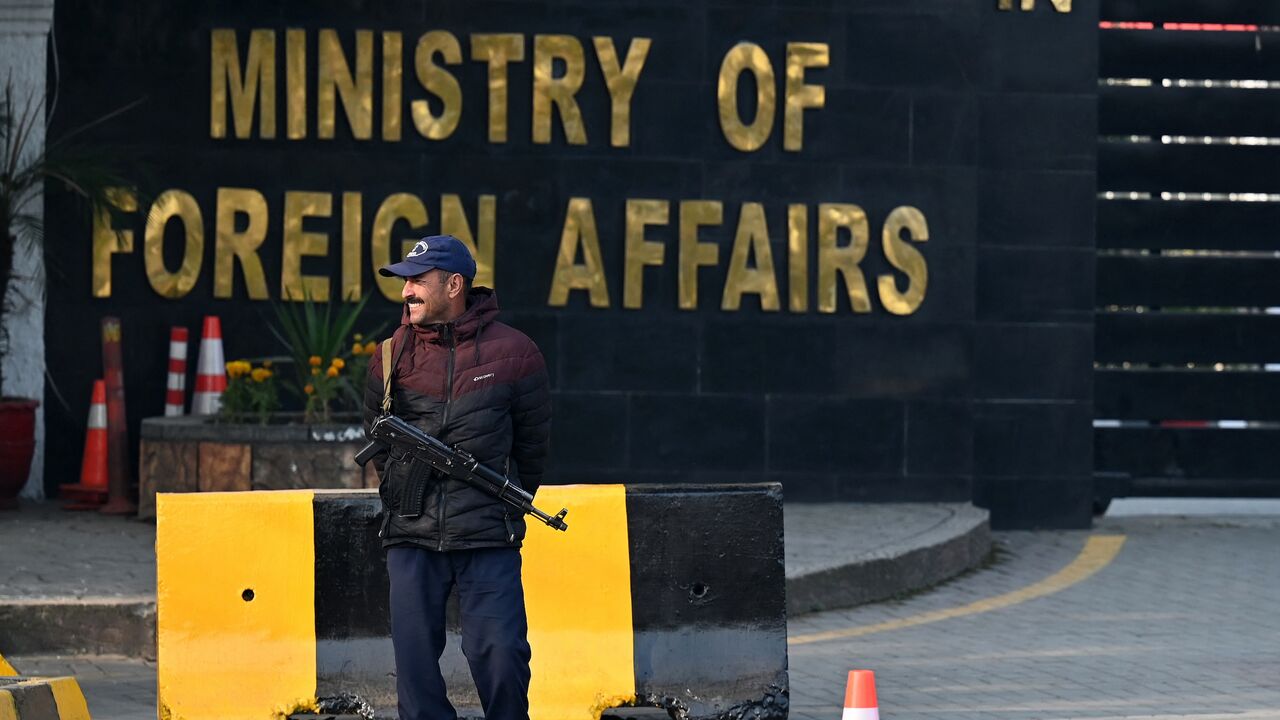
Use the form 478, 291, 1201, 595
363, 288, 551, 550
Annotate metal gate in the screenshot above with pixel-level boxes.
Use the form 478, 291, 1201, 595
1096, 2, 1280, 501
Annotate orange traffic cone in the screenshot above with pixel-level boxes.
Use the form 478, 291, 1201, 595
61, 379, 109, 510
191, 316, 226, 415
842, 670, 879, 720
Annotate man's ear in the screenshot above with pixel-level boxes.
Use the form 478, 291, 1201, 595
448, 273, 467, 298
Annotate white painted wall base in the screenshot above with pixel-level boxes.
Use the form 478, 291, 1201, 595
1, 0, 56, 500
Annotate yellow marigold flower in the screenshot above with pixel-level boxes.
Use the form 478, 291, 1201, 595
304, 384, 315, 395
351, 342, 364, 356
364, 341, 377, 355
251, 368, 271, 383
326, 366, 339, 378
311, 367, 320, 376
309, 355, 322, 367
331, 358, 346, 370
353, 333, 363, 341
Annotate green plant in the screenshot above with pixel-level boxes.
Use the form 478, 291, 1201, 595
0, 79, 138, 396
220, 360, 280, 425
269, 291, 386, 422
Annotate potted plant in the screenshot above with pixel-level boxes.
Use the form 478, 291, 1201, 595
0, 80, 134, 507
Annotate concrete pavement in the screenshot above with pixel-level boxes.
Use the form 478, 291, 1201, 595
1, 496, 988, 719
789, 506, 1280, 719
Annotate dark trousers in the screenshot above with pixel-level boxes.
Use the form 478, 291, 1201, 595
387, 546, 531, 720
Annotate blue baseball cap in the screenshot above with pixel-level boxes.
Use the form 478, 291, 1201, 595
378, 235, 477, 280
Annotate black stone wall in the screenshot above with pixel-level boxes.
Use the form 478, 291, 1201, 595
44, 0, 1097, 528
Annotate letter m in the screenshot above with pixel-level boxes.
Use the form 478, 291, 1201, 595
211, 29, 277, 139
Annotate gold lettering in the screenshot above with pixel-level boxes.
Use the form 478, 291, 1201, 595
342, 192, 363, 301
143, 190, 203, 299
998, 0, 1071, 10
722, 202, 780, 311
210, 29, 276, 139
214, 188, 270, 300
594, 36, 651, 148
784, 42, 828, 152
788, 203, 808, 312
717, 43, 775, 152
371, 193, 429, 302
817, 203, 871, 314
286, 29, 306, 139
317, 29, 374, 140
678, 200, 723, 310
383, 32, 403, 141
413, 31, 464, 140
624, 199, 668, 309
533, 35, 588, 145
548, 198, 609, 307
282, 192, 332, 301
441, 194, 497, 289
91, 188, 136, 298
878, 206, 929, 315
471, 34, 525, 143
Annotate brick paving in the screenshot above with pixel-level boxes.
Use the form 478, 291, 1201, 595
789, 514, 1280, 720
7, 504, 1280, 719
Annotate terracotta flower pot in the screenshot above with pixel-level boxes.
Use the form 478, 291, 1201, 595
0, 397, 39, 509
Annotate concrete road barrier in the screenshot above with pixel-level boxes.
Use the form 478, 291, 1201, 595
0, 674, 90, 720
158, 484, 786, 720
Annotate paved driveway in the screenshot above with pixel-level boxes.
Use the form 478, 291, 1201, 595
789, 507, 1280, 720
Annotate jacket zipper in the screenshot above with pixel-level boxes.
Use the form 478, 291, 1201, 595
437, 324, 456, 551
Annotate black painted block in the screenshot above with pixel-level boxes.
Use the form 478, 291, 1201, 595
976, 247, 1095, 322
912, 92, 979, 168
701, 318, 971, 398
975, 401, 1093, 478
979, 93, 1097, 172
559, 316, 698, 392
974, 323, 1092, 401
978, 170, 1096, 248
766, 396, 904, 474
549, 392, 629, 470
629, 395, 765, 471
974, 475, 1093, 530
625, 483, 787, 719
906, 400, 973, 476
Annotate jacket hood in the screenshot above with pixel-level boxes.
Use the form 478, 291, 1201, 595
400, 287, 500, 344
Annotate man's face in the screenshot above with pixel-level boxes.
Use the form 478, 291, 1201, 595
402, 270, 454, 325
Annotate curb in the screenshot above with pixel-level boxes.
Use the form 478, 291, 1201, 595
785, 505, 991, 616
0, 599, 155, 658
0, 676, 91, 720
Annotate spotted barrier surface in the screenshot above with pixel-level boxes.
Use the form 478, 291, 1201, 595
157, 484, 786, 720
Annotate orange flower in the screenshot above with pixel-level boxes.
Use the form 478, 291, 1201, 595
308, 356, 322, 367
364, 341, 377, 355
304, 384, 315, 395
331, 358, 345, 370
326, 366, 339, 378
351, 342, 365, 356
311, 367, 320, 376
251, 368, 272, 383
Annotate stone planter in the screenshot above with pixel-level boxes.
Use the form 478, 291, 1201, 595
138, 415, 376, 519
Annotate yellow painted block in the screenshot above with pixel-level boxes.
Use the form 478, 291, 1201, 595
158, 491, 318, 720
0, 690, 16, 720
0, 653, 16, 676
523, 485, 635, 720
44, 677, 91, 720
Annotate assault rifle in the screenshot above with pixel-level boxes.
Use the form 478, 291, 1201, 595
355, 414, 568, 532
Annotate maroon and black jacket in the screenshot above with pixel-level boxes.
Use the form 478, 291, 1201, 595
363, 288, 551, 550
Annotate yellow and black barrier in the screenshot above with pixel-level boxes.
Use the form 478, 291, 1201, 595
157, 484, 786, 720
0, 670, 91, 720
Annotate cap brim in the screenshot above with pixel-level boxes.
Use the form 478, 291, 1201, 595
378, 261, 432, 278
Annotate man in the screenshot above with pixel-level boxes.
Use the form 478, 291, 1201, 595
364, 234, 551, 720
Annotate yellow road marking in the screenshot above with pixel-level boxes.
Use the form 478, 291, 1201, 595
789, 534, 1126, 646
